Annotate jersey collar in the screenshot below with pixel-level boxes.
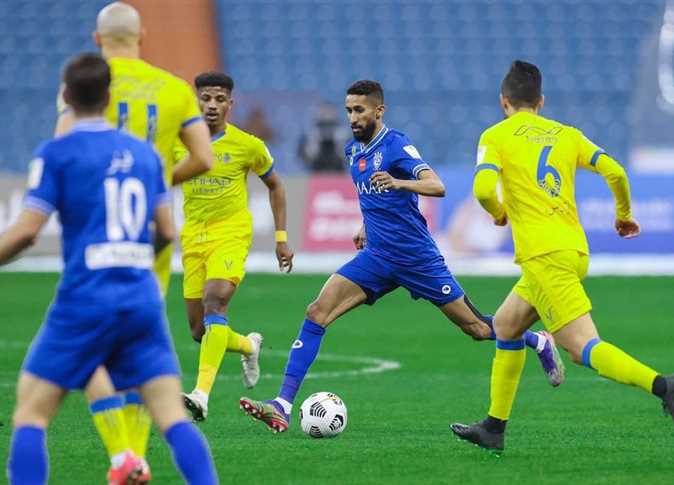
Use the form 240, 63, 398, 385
211, 130, 225, 142
71, 118, 114, 132
359, 125, 388, 155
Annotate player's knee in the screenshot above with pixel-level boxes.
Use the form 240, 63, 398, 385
202, 292, 228, 316
305, 301, 329, 327
12, 406, 48, 429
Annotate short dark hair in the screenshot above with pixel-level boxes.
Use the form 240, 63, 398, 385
63, 52, 111, 112
501, 60, 542, 109
347, 80, 384, 104
194, 71, 234, 92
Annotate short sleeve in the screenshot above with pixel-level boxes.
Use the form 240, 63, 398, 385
392, 138, 431, 179
576, 129, 605, 172
249, 139, 274, 178
179, 82, 203, 129
24, 144, 60, 215
475, 130, 502, 174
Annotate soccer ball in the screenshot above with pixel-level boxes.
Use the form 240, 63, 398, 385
299, 392, 348, 438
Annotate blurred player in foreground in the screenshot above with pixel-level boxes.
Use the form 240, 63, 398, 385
240, 80, 564, 433
54, 3, 213, 481
177, 72, 293, 421
3, 53, 218, 485
451, 60, 674, 452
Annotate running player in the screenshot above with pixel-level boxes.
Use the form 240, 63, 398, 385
178, 72, 293, 421
4, 53, 218, 485
451, 60, 674, 452
54, 2, 213, 481
239, 80, 564, 433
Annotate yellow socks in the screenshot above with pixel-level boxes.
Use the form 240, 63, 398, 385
488, 340, 527, 421
123, 391, 152, 458
195, 315, 231, 395
582, 338, 658, 393
227, 329, 252, 355
89, 396, 130, 465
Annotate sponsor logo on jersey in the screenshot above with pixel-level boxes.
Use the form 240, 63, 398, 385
355, 181, 388, 195
358, 158, 367, 172
106, 150, 134, 175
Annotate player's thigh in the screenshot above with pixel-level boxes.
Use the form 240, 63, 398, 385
307, 273, 369, 327
182, 244, 207, 300
552, 313, 599, 363
83, 366, 117, 403
493, 290, 540, 340
138, 375, 186, 433
205, 231, 252, 288
332, 250, 397, 319
13, 372, 67, 428
520, 251, 592, 334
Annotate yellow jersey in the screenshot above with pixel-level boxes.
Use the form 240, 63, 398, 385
174, 123, 274, 233
59, 57, 202, 183
473, 111, 631, 263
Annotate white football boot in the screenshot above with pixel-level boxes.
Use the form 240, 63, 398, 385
241, 332, 263, 389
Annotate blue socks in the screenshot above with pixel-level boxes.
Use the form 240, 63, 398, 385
165, 421, 218, 485
483, 315, 542, 352
8, 426, 48, 485
278, 319, 326, 405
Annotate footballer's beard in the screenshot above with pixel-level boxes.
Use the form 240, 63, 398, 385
352, 120, 377, 143
205, 110, 227, 135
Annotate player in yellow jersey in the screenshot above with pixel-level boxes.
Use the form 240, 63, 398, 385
451, 60, 674, 452
53, 3, 213, 483
176, 71, 294, 421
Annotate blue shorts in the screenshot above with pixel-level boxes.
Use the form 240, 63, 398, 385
336, 249, 464, 306
23, 301, 180, 391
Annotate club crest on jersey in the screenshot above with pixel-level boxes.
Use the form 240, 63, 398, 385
358, 158, 367, 172
373, 151, 383, 170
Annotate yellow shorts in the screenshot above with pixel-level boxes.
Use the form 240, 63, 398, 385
512, 250, 592, 333
181, 212, 253, 299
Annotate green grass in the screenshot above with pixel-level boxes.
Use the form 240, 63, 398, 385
0, 273, 673, 484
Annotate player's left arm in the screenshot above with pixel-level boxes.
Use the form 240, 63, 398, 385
0, 209, 48, 265
261, 172, 294, 273
252, 140, 294, 272
577, 132, 638, 238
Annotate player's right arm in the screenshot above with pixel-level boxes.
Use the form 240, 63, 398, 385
577, 132, 639, 238
473, 131, 507, 225
0, 150, 56, 264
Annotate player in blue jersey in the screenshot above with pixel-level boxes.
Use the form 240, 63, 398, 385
2, 54, 218, 485
239, 80, 565, 433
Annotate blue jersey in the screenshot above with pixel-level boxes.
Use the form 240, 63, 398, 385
345, 126, 441, 266
24, 119, 168, 306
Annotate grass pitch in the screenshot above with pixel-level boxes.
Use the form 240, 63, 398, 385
0, 273, 672, 484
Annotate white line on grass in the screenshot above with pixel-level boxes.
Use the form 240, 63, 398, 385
0, 341, 402, 386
